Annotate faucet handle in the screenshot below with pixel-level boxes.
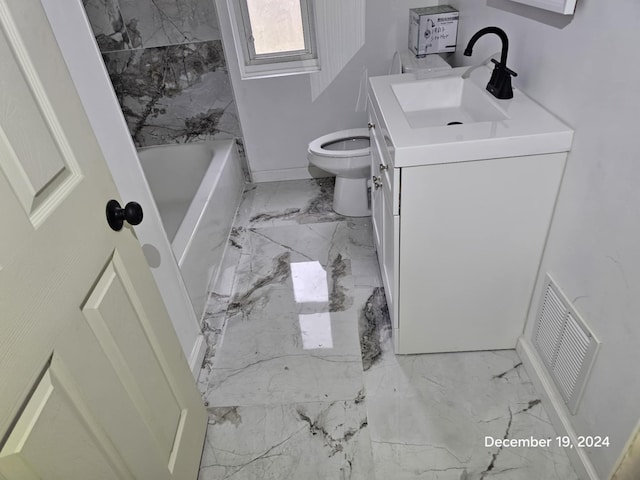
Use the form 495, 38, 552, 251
487, 59, 518, 99
490, 58, 518, 77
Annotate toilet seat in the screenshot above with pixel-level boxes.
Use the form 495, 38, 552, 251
308, 128, 370, 158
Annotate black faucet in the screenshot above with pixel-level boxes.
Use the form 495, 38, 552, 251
464, 27, 517, 100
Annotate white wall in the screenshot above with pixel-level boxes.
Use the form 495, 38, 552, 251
215, 0, 439, 181
443, 1, 640, 478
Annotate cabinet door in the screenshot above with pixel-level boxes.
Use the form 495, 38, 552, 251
397, 156, 565, 354
369, 126, 383, 255
381, 193, 399, 330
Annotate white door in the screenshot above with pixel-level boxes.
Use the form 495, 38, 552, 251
0, 1, 207, 478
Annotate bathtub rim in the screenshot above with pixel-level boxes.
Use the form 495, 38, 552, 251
177, 140, 234, 265
137, 140, 236, 265
137, 139, 245, 322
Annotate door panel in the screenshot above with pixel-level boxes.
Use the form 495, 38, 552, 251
81, 251, 183, 460
0, 356, 134, 480
0, 0, 206, 478
0, 2, 81, 225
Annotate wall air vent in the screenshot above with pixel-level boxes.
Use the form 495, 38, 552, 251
532, 275, 600, 414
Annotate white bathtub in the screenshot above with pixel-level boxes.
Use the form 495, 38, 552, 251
138, 140, 244, 318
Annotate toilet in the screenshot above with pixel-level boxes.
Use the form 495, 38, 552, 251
308, 128, 371, 217
307, 51, 451, 217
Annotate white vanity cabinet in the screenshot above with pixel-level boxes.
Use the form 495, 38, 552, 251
367, 98, 567, 355
368, 107, 400, 333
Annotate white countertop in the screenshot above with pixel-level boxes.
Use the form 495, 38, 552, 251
368, 64, 574, 168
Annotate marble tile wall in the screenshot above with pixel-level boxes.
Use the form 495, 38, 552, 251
83, 0, 242, 147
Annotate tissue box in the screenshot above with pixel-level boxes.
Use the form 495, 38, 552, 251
409, 5, 459, 57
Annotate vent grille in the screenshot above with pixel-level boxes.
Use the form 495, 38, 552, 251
533, 275, 599, 414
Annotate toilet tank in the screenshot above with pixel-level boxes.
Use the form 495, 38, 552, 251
400, 50, 451, 74
390, 50, 452, 75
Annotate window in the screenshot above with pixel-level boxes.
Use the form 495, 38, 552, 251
229, 0, 319, 78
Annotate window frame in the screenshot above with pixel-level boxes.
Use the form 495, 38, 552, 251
228, 0, 320, 79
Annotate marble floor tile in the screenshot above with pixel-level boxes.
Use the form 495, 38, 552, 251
210, 300, 363, 370
201, 220, 373, 406
360, 292, 578, 479
197, 179, 579, 480
204, 356, 364, 407
197, 226, 247, 393
198, 400, 373, 480
234, 178, 345, 228
231, 219, 376, 307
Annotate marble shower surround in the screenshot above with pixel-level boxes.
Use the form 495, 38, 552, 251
197, 179, 580, 480
83, 0, 242, 147
102, 41, 241, 147
83, 0, 220, 51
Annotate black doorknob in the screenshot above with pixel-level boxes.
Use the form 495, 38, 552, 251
106, 199, 144, 231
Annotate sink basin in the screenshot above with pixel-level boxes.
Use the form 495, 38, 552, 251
368, 64, 574, 167
391, 76, 508, 128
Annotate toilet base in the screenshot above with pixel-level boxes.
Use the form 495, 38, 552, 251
333, 176, 370, 217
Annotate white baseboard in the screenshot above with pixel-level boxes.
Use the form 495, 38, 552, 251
517, 337, 601, 480
188, 334, 207, 380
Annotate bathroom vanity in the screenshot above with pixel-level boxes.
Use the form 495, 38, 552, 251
368, 64, 573, 354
